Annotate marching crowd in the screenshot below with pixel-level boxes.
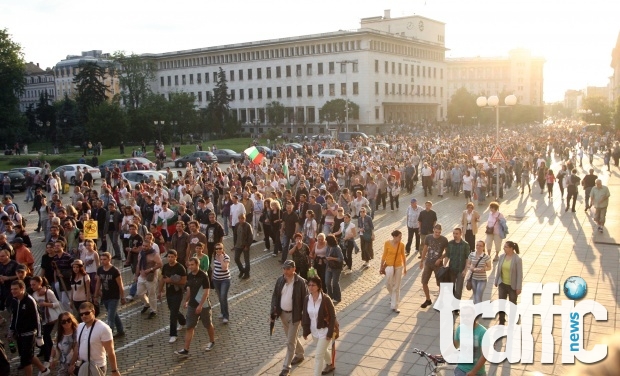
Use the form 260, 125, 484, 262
0, 120, 617, 376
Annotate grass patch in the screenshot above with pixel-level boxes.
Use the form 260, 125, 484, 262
0, 137, 260, 170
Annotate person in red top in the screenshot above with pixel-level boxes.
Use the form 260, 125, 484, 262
390, 166, 401, 183
11, 237, 34, 274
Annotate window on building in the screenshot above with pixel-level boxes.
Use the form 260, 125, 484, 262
318, 63, 323, 75
329, 62, 334, 74
341, 83, 346, 95
267, 87, 272, 98
385, 61, 388, 73
267, 67, 272, 79
230, 70, 235, 81
353, 82, 359, 95
190, 74, 194, 84
175, 75, 179, 86
213, 72, 217, 82
276, 66, 281, 78
385, 83, 388, 94
286, 65, 291, 77
352, 62, 358, 73
249, 88, 253, 99
248, 69, 252, 80
230, 89, 235, 100
417, 66, 420, 77
239, 69, 243, 80
405, 84, 408, 95
160, 77, 164, 86
375, 60, 379, 73
433, 67, 436, 78
340, 63, 346, 73
257, 68, 262, 79
239, 89, 244, 100
318, 84, 324, 96
205, 73, 209, 83
286, 86, 292, 97
398, 84, 402, 95
307, 64, 312, 75
257, 88, 262, 99
277, 87, 282, 98
168, 76, 171, 86
296, 64, 302, 77
391, 62, 395, 74
198, 91, 202, 102
375, 82, 379, 95
307, 85, 312, 97
297, 85, 302, 97
375, 108, 380, 119
197, 74, 201, 84
329, 84, 335, 96
182, 75, 186, 85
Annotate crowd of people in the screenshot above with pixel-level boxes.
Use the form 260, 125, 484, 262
0, 119, 617, 375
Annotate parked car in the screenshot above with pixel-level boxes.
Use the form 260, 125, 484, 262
98, 159, 127, 175
284, 143, 305, 155
317, 149, 345, 160
173, 151, 218, 168
212, 149, 243, 163
0, 171, 26, 192
255, 146, 277, 159
121, 171, 166, 188
124, 157, 156, 170
53, 164, 102, 185
10, 167, 42, 177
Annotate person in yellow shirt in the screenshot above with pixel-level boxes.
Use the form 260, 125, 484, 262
380, 230, 407, 313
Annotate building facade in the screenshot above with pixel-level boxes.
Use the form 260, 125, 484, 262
19, 62, 56, 112
611, 32, 620, 104
446, 49, 545, 106
53, 50, 120, 100
147, 10, 448, 135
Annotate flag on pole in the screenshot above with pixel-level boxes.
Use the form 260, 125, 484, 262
244, 146, 265, 165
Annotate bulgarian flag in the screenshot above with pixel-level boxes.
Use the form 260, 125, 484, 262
244, 146, 265, 165
156, 212, 178, 239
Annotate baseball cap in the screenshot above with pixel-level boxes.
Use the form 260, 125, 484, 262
410, 198, 417, 203
283, 260, 296, 269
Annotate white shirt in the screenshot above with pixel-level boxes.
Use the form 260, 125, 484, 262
340, 221, 356, 240
307, 293, 328, 339
462, 175, 474, 191
280, 279, 294, 312
76, 320, 113, 367
230, 203, 246, 226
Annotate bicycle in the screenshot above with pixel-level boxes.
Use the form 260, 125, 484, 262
412, 348, 453, 376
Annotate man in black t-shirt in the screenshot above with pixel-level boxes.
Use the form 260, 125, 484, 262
52, 240, 74, 307
125, 224, 143, 301
417, 201, 438, 259
174, 257, 215, 357
281, 201, 299, 262
159, 250, 187, 343
205, 213, 224, 261
419, 224, 449, 309
96, 252, 126, 337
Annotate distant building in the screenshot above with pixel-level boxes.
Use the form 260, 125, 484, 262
564, 89, 582, 113
611, 32, 620, 104
19, 62, 55, 112
446, 49, 545, 106
584, 86, 608, 100
53, 50, 119, 100
144, 10, 448, 136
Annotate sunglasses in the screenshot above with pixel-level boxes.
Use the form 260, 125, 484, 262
79, 311, 92, 317
61, 319, 72, 324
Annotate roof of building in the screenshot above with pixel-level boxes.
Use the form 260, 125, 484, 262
24, 62, 46, 75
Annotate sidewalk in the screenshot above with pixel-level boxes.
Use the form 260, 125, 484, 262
254, 157, 620, 376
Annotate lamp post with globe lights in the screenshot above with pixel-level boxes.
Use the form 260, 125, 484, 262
476, 94, 517, 200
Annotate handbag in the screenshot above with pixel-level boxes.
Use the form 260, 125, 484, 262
466, 255, 484, 291
326, 246, 343, 270
322, 296, 339, 339
436, 258, 450, 283
380, 243, 402, 275
485, 218, 498, 235
43, 287, 61, 325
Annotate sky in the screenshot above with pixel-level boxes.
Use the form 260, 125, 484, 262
2, 0, 618, 103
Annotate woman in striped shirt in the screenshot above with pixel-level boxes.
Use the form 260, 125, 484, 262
464, 240, 492, 304
212, 242, 231, 324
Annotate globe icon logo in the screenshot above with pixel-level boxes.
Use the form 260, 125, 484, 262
563, 276, 587, 300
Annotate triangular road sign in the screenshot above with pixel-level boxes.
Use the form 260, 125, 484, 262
490, 146, 507, 162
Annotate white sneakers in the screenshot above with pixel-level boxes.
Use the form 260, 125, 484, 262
169, 336, 177, 343
343, 267, 352, 275
125, 295, 134, 302
222, 318, 229, 324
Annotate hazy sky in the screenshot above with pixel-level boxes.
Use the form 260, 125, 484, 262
3, 0, 617, 102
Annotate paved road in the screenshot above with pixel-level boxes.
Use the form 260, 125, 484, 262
7, 155, 620, 376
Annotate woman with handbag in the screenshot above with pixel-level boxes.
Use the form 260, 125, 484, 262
357, 208, 374, 268
484, 202, 506, 262
31, 276, 61, 366
302, 276, 337, 376
289, 233, 311, 280
493, 241, 523, 325
324, 235, 344, 304
70, 260, 91, 322
313, 233, 328, 284
461, 202, 480, 251
302, 210, 318, 256
464, 241, 492, 304
380, 230, 407, 313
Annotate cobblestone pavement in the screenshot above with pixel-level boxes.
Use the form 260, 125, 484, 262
6, 156, 619, 376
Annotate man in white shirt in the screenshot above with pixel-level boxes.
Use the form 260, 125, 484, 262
420, 163, 433, 197
229, 195, 246, 244
406, 198, 422, 256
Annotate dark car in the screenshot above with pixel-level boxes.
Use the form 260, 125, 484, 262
173, 151, 218, 168
255, 146, 277, 159
125, 157, 156, 170
98, 159, 127, 175
0, 171, 26, 192
284, 143, 305, 155
212, 149, 243, 163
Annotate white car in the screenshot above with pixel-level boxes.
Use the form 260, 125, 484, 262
122, 171, 166, 188
53, 164, 102, 185
317, 149, 345, 160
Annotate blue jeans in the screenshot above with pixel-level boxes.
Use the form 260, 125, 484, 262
281, 234, 293, 263
325, 268, 342, 302
367, 198, 376, 218
129, 281, 137, 297
106, 231, 121, 257
213, 279, 231, 320
222, 215, 230, 236
25, 186, 34, 202
471, 279, 487, 304
102, 299, 124, 333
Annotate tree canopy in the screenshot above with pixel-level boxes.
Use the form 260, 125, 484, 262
266, 101, 285, 126
73, 61, 109, 124
0, 28, 26, 140
320, 99, 359, 125
113, 52, 157, 110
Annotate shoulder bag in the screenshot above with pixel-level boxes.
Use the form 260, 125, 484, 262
322, 296, 339, 339
73, 320, 96, 376
485, 217, 497, 235
43, 287, 61, 325
465, 255, 484, 291
326, 246, 343, 270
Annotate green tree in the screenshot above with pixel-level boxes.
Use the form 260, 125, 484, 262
266, 101, 286, 126
113, 52, 157, 110
447, 87, 479, 124
0, 28, 26, 141
85, 101, 126, 147
169, 92, 198, 143
55, 94, 80, 145
132, 93, 170, 143
34, 91, 57, 145
320, 99, 359, 125
582, 96, 613, 126
74, 62, 109, 124
613, 98, 620, 130
206, 67, 231, 134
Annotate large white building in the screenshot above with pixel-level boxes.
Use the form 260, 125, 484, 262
446, 49, 545, 106
53, 50, 119, 100
19, 62, 56, 112
146, 10, 448, 135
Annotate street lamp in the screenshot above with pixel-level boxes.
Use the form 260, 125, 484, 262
35, 120, 51, 155
477, 94, 517, 200
337, 60, 357, 133
457, 115, 464, 126
471, 116, 478, 126
154, 120, 165, 142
